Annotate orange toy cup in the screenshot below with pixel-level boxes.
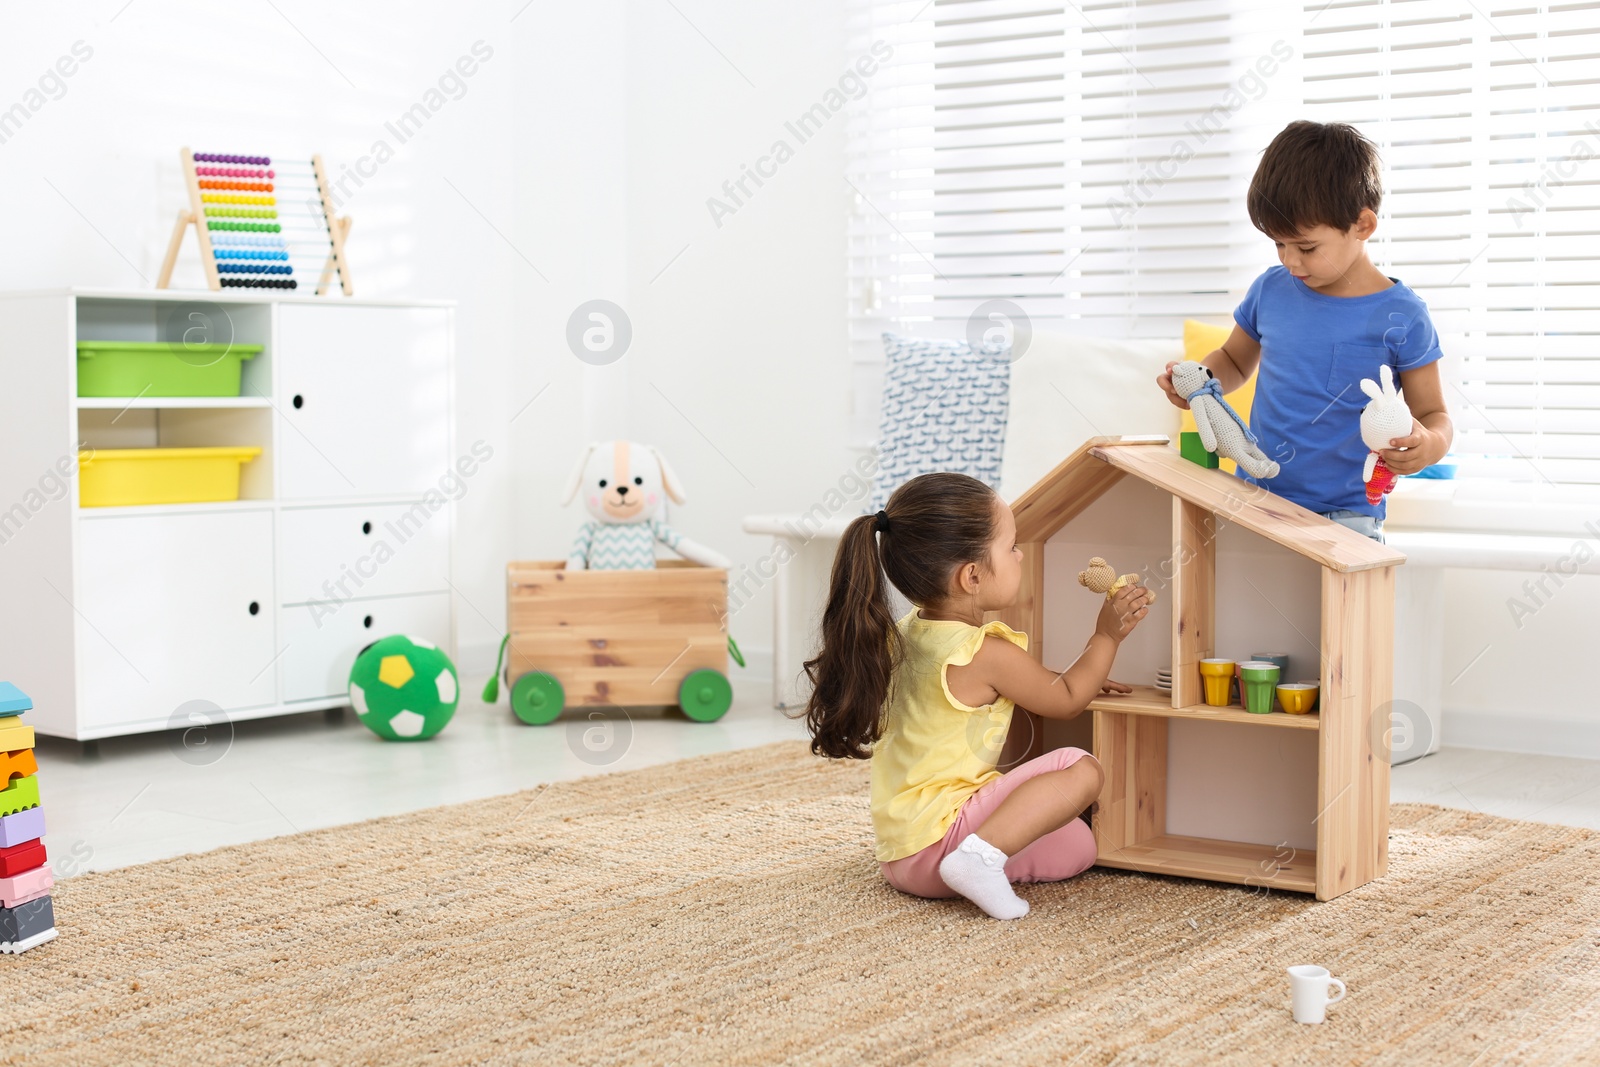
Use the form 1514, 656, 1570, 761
1199, 658, 1235, 706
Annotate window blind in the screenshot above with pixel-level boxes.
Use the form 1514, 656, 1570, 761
1300, 0, 1600, 486
850, 0, 1600, 487
846, 0, 1296, 445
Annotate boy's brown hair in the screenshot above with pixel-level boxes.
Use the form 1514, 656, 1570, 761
1248, 120, 1383, 239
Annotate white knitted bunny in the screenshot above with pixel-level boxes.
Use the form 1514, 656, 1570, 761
1359, 364, 1413, 505
1170, 362, 1280, 480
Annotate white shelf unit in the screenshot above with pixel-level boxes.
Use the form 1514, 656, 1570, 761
0, 289, 457, 740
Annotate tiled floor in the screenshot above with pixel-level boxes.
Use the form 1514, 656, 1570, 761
28, 662, 1600, 878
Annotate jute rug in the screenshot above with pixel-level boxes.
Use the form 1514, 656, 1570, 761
3, 741, 1597, 1066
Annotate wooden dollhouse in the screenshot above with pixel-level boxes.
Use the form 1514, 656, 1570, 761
991, 436, 1404, 901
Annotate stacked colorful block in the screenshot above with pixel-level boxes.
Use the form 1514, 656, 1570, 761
0, 682, 56, 954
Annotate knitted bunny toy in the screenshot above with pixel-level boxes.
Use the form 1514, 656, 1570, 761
1359, 364, 1413, 506
1078, 556, 1156, 605
563, 440, 730, 570
1169, 362, 1280, 480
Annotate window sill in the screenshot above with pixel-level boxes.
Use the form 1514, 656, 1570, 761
1386, 479, 1600, 538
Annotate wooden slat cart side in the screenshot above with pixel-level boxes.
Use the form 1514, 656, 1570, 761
503, 560, 733, 722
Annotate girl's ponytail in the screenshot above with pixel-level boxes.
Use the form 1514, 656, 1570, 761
804, 513, 898, 760
803, 472, 1000, 760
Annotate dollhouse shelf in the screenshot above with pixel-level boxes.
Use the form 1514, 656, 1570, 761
1088, 685, 1320, 730
1095, 834, 1318, 894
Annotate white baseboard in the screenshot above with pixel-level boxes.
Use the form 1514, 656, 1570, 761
1447, 708, 1600, 761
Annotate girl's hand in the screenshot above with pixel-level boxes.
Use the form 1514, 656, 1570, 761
1157, 361, 1191, 410
1095, 584, 1151, 643
1099, 679, 1132, 695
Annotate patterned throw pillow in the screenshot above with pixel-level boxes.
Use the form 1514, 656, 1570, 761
871, 331, 1011, 510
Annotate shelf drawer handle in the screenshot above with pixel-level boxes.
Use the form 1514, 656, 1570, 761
248, 601, 260, 615
363, 615, 373, 629
362, 521, 372, 535
292, 394, 304, 409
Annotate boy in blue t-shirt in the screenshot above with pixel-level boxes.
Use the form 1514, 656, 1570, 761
1156, 121, 1454, 541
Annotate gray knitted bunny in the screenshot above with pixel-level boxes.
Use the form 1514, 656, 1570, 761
1169, 362, 1281, 480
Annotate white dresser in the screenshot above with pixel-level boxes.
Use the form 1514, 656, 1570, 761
0, 289, 456, 740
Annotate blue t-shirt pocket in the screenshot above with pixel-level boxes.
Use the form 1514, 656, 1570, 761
1328, 342, 1390, 404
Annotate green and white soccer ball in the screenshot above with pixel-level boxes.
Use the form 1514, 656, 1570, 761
348, 634, 459, 741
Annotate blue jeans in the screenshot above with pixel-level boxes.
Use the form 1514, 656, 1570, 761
1321, 509, 1385, 544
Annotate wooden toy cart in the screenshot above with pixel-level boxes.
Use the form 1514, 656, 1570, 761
501, 561, 736, 724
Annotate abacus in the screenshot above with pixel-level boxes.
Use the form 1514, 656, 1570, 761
156, 147, 354, 296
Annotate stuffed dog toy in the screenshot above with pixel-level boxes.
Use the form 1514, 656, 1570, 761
562, 440, 731, 570
1169, 361, 1280, 480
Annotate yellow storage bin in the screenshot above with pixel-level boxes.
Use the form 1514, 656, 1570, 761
78, 447, 262, 507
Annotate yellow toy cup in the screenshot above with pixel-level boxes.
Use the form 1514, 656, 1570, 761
1199, 658, 1235, 706
1277, 682, 1319, 715
1239, 662, 1281, 714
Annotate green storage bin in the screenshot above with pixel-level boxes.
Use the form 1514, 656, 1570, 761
76, 341, 262, 398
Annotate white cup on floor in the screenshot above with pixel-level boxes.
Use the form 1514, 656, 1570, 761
1286, 965, 1346, 1024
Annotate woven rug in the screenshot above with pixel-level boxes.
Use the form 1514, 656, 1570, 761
3, 741, 1598, 1066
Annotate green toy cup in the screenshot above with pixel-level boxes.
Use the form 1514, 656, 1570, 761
1238, 661, 1281, 714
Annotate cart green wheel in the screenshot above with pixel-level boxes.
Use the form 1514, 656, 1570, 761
678, 668, 732, 722
510, 671, 564, 725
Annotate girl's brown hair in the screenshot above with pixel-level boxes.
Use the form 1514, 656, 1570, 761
803, 472, 1000, 760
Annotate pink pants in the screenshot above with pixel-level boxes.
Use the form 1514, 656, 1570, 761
880, 746, 1099, 899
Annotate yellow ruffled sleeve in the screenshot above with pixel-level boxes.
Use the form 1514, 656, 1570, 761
938, 620, 1029, 713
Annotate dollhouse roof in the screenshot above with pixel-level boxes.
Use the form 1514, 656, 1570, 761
1011, 436, 1407, 573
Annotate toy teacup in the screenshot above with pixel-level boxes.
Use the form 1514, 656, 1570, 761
1277, 682, 1319, 715
1239, 662, 1281, 714
1199, 659, 1235, 706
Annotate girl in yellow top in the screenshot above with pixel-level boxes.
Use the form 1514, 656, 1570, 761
804, 472, 1152, 920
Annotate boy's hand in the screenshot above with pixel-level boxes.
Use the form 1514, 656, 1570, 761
1095, 584, 1151, 643
1382, 418, 1442, 475
1157, 362, 1191, 410
1099, 679, 1132, 695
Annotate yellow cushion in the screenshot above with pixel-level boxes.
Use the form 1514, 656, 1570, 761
1178, 319, 1256, 474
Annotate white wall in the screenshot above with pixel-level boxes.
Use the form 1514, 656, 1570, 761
0, 0, 854, 673
0, 2, 641, 674
616, 0, 855, 655
1389, 490, 1600, 758
1442, 568, 1600, 757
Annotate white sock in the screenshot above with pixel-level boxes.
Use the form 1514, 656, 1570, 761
938, 833, 1029, 920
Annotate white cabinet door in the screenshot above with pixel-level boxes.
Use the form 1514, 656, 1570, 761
279, 592, 451, 702
76, 510, 277, 731
278, 503, 449, 605
276, 305, 450, 500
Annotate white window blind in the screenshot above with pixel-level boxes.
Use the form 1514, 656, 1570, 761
850, 0, 1600, 486
846, 0, 1296, 445
1301, 0, 1600, 486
